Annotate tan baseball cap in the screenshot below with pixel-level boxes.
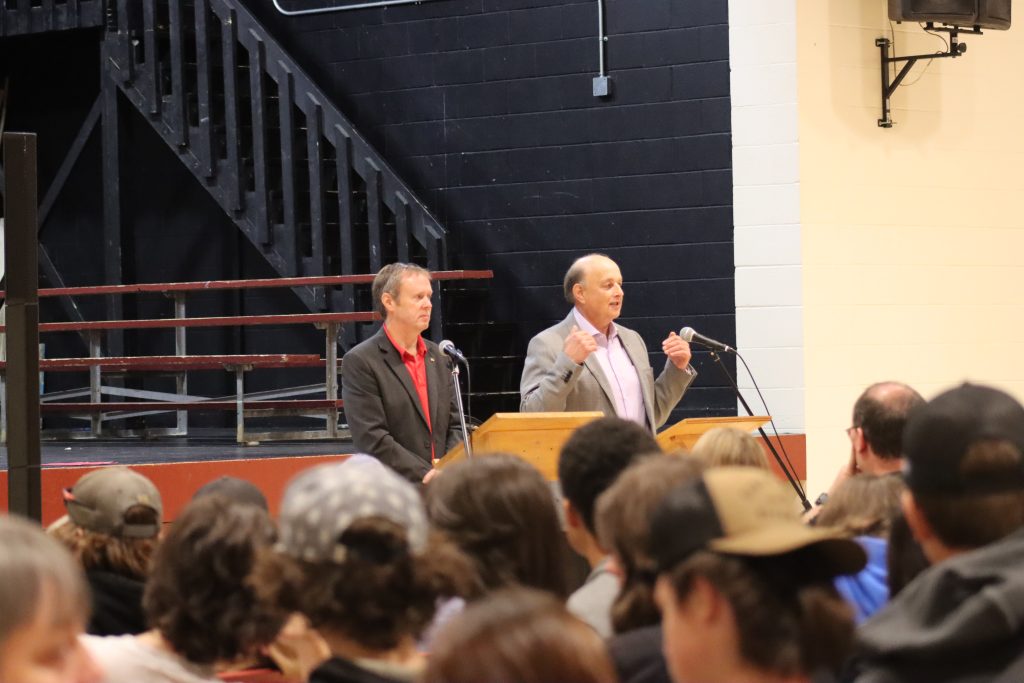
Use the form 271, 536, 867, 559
62, 466, 162, 538
650, 467, 866, 576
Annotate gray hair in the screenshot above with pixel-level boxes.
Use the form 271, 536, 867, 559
372, 263, 431, 316
0, 515, 89, 645
562, 253, 610, 305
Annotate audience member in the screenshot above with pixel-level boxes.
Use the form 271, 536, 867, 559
816, 474, 902, 623
192, 476, 268, 511
85, 495, 288, 682
50, 466, 163, 636
557, 416, 661, 637
426, 453, 571, 598
423, 587, 617, 683
258, 457, 475, 683
0, 514, 102, 683
652, 467, 865, 683
689, 426, 769, 470
594, 453, 706, 683
849, 384, 1024, 682
813, 382, 923, 517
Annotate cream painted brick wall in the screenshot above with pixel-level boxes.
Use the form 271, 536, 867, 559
729, 0, 805, 435
797, 0, 1024, 495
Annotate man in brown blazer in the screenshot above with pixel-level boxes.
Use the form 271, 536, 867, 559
520, 253, 696, 432
341, 263, 462, 482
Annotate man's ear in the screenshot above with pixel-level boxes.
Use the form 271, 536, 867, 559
564, 499, 584, 530
851, 426, 868, 456
572, 282, 585, 306
687, 575, 722, 626
381, 292, 395, 315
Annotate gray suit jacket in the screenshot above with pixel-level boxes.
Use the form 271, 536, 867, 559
520, 312, 695, 431
341, 327, 463, 481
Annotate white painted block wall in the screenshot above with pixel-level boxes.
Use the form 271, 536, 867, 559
728, 0, 805, 434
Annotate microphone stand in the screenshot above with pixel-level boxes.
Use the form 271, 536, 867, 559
708, 350, 811, 511
449, 360, 473, 458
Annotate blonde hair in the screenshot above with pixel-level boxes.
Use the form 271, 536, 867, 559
690, 427, 769, 470
816, 474, 903, 539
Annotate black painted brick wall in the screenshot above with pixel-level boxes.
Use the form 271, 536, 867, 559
6, 0, 738, 427
249, 0, 737, 422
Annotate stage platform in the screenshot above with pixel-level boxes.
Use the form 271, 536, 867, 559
1, 430, 358, 525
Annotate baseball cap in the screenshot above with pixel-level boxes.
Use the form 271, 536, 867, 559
277, 455, 428, 563
902, 383, 1024, 496
61, 466, 163, 538
650, 467, 866, 576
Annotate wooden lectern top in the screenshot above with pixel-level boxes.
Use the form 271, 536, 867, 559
436, 412, 604, 481
656, 415, 770, 451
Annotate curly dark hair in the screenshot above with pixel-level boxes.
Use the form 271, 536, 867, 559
558, 417, 661, 534
142, 495, 287, 665
256, 517, 477, 651
424, 587, 617, 683
426, 454, 572, 598
663, 550, 855, 678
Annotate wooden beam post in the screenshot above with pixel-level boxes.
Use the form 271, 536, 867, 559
3, 132, 42, 520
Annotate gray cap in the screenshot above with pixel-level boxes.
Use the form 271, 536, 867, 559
62, 466, 163, 538
277, 455, 428, 563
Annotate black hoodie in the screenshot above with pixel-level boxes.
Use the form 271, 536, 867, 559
86, 569, 148, 636
848, 526, 1024, 683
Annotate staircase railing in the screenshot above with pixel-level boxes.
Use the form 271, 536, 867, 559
101, 0, 447, 319
0, 0, 103, 37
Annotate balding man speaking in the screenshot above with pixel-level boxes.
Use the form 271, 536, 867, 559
520, 254, 696, 431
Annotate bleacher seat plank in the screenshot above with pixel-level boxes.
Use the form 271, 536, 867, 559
0, 311, 377, 334
40, 399, 344, 413
0, 354, 326, 372
0, 269, 494, 299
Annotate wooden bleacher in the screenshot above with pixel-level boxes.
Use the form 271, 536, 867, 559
0, 270, 493, 443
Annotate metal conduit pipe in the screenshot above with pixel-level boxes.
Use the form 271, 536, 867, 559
272, 0, 447, 16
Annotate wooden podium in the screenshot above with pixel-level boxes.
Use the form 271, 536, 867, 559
656, 415, 770, 451
435, 412, 604, 481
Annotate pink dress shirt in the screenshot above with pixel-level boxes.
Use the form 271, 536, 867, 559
573, 308, 647, 427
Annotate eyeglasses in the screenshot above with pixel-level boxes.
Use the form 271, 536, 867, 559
846, 425, 861, 439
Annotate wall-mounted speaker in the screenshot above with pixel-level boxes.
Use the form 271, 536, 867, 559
888, 0, 1011, 29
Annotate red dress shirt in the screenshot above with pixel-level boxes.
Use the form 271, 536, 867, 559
383, 324, 434, 461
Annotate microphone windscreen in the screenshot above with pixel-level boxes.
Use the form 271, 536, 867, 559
679, 327, 696, 343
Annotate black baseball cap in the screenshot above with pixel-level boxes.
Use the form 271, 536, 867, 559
903, 383, 1024, 496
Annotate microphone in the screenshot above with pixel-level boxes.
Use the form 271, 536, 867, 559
679, 327, 733, 353
439, 339, 468, 365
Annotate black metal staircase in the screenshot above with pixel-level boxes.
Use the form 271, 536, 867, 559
0, 0, 103, 37
99, 0, 447, 321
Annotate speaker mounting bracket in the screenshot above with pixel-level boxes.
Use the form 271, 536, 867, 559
876, 23, 981, 128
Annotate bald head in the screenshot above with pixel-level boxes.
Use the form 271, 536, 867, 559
853, 381, 925, 460
563, 254, 614, 305
562, 254, 624, 333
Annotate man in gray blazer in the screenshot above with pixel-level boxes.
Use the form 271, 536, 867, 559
520, 254, 696, 431
342, 263, 462, 482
